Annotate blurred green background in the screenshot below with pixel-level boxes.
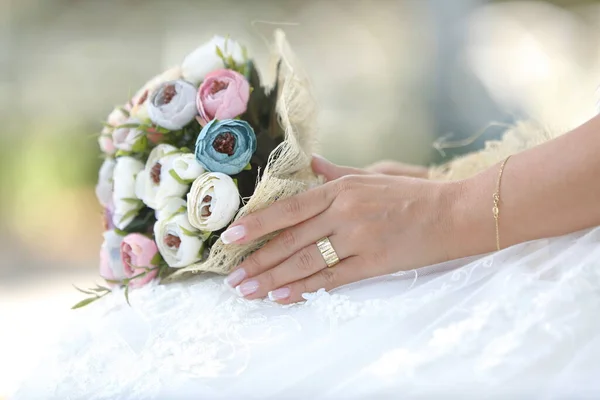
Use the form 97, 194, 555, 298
2, 0, 600, 396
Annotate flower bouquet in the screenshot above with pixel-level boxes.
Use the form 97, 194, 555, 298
77, 31, 317, 308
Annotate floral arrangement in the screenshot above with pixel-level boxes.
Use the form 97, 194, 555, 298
75, 36, 287, 308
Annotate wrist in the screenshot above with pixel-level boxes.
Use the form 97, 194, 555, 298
445, 170, 498, 260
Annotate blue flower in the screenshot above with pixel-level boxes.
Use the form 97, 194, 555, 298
195, 119, 257, 175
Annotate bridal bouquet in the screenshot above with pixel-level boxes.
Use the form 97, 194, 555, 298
76, 32, 316, 308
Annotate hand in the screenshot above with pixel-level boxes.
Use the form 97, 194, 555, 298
221, 156, 461, 304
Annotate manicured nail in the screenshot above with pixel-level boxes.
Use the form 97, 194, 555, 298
268, 287, 291, 301
221, 225, 246, 244
224, 268, 246, 288
235, 280, 259, 297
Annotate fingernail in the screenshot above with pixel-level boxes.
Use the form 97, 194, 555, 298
235, 280, 259, 297
224, 268, 246, 288
268, 287, 291, 301
221, 225, 246, 244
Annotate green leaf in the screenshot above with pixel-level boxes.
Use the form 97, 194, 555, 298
215, 46, 225, 61
115, 122, 140, 129
199, 230, 212, 241
114, 228, 129, 236
180, 225, 199, 237
132, 135, 148, 153
150, 252, 163, 266
71, 297, 99, 310
115, 149, 132, 157
180, 147, 192, 154
91, 285, 111, 293
155, 125, 170, 134
169, 169, 194, 185
101, 122, 114, 130
233, 178, 238, 187
119, 208, 140, 224
73, 285, 95, 295
158, 265, 171, 280
242, 46, 249, 62
121, 198, 141, 205
124, 285, 131, 307
163, 149, 182, 157
175, 206, 187, 214
117, 107, 130, 117
243, 163, 252, 171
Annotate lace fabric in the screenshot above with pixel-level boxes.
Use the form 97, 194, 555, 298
13, 226, 600, 399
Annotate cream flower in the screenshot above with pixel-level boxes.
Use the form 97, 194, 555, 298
181, 36, 245, 85
154, 213, 204, 268
187, 172, 240, 232
135, 144, 188, 210
112, 157, 144, 230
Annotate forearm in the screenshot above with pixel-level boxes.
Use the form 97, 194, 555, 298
451, 115, 600, 258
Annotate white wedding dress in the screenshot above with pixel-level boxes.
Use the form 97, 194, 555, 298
12, 223, 600, 399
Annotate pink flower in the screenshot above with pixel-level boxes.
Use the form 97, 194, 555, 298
120, 233, 160, 288
196, 69, 250, 126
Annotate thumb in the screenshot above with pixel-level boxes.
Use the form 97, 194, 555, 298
311, 154, 366, 182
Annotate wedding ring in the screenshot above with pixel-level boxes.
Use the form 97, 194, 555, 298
316, 237, 340, 268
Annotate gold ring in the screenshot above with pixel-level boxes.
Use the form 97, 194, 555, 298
316, 237, 340, 268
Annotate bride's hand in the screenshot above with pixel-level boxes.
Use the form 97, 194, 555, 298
221, 156, 461, 304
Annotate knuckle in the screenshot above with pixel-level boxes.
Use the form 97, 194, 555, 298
262, 269, 276, 287
247, 215, 264, 233
282, 197, 303, 217
243, 252, 263, 274
335, 175, 360, 193
319, 268, 337, 287
278, 229, 297, 249
333, 194, 355, 216
369, 250, 389, 266
295, 248, 315, 271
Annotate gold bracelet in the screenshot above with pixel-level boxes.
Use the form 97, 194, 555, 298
493, 156, 511, 251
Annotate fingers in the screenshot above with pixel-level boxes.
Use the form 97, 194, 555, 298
311, 154, 366, 182
233, 235, 351, 300
225, 213, 333, 286
221, 182, 335, 244
366, 160, 429, 178
268, 256, 369, 304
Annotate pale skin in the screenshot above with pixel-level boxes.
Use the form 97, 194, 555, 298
221, 115, 600, 304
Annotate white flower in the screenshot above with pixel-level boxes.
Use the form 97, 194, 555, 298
187, 172, 240, 232
99, 230, 127, 282
147, 80, 198, 130
154, 213, 204, 268
112, 157, 144, 230
181, 36, 245, 84
107, 107, 128, 126
130, 66, 183, 121
135, 144, 188, 210
95, 158, 115, 207
172, 153, 205, 181
112, 118, 144, 152
156, 197, 187, 221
